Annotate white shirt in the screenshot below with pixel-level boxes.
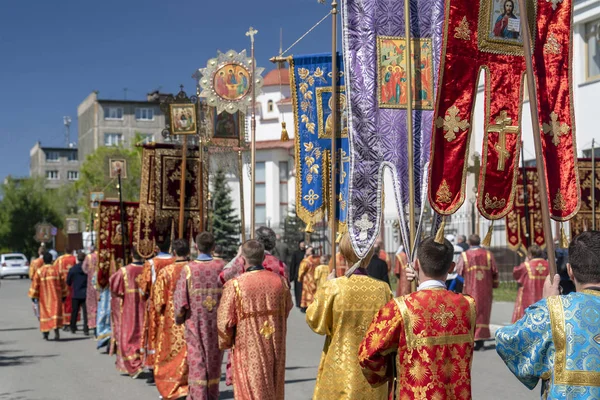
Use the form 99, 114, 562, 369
417, 279, 446, 291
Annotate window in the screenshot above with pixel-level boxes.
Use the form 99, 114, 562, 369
267, 99, 274, 112
46, 151, 59, 162
586, 20, 600, 81
279, 161, 289, 221
67, 171, 79, 181
104, 133, 123, 146
139, 134, 154, 144
67, 152, 77, 162
46, 170, 59, 180
104, 107, 123, 120
135, 108, 154, 121
255, 162, 266, 225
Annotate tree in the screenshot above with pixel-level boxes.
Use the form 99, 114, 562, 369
281, 204, 306, 251
209, 169, 240, 258
0, 177, 63, 258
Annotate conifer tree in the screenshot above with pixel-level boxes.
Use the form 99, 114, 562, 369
210, 169, 240, 258
281, 204, 306, 250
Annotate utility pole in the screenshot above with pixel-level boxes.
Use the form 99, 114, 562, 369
63, 116, 72, 147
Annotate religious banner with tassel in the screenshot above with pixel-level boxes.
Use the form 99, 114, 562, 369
289, 53, 350, 236
428, 0, 579, 229
505, 167, 545, 252
341, 0, 444, 256
570, 159, 600, 237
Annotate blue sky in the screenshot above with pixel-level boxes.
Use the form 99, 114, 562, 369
0, 0, 334, 181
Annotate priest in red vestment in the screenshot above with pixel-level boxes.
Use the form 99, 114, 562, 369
153, 239, 189, 400
28, 247, 44, 279
55, 250, 76, 330
109, 249, 146, 377
29, 252, 68, 340
298, 246, 320, 310
175, 232, 225, 400
455, 234, 499, 349
394, 246, 411, 296
359, 237, 476, 399
218, 239, 293, 400
137, 242, 175, 383
82, 248, 98, 334
511, 245, 549, 323
329, 251, 348, 277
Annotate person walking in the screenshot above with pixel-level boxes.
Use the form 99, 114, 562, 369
66, 251, 89, 335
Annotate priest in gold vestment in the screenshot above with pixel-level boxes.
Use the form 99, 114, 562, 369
218, 239, 293, 400
306, 233, 392, 400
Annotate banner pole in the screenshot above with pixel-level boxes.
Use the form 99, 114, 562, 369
330, 0, 338, 274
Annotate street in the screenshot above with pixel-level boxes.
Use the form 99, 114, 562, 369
0, 278, 537, 400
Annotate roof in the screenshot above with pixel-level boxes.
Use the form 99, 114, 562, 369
277, 97, 292, 105
255, 139, 294, 150
262, 68, 289, 87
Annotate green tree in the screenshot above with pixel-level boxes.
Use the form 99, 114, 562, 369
209, 168, 240, 258
281, 204, 307, 250
0, 177, 63, 258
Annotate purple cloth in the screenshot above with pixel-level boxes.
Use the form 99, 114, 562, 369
341, 0, 444, 257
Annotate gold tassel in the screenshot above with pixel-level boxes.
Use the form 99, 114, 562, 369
482, 221, 494, 247
336, 231, 344, 243
305, 220, 314, 233
434, 217, 446, 244
560, 223, 569, 249
280, 122, 289, 142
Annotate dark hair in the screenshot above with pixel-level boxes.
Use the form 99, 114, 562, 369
373, 245, 381, 255
527, 244, 544, 259
171, 239, 190, 257
131, 248, 142, 261
158, 240, 170, 253
568, 231, 600, 284
468, 234, 481, 246
213, 244, 223, 254
196, 232, 215, 254
255, 226, 276, 251
43, 252, 53, 264
77, 251, 86, 262
242, 240, 265, 267
417, 236, 455, 277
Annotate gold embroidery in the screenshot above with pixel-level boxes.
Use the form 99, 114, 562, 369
202, 295, 217, 312
303, 142, 322, 185
475, 270, 484, 281
260, 320, 275, 339
189, 378, 220, 386
594, 334, 600, 345
543, 33, 561, 55
436, 179, 452, 204
303, 189, 319, 206
454, 16, 471, 40
487, 110, 518, 171
484, 193, 506, 210
316, 86, 348, 139
542, 112, 570, 146
435, 105, 470, 142
553, 191, 567, 211
432, 304, 454, 327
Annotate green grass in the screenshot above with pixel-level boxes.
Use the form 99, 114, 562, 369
493, 282, 518, 302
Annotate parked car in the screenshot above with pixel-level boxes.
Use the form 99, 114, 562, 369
0, 253, 29, 279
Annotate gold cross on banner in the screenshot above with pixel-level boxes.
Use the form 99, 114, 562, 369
542, 112, 570, 146
488, 110, 519, 171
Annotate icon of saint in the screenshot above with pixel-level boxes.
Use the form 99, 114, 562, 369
493, 0, 520, 39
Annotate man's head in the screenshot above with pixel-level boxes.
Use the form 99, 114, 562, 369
242, 240, 265, 267
131, 248, 142, 262
298, 240, 306, 251
305, 246, 314, 256
196, 232, 215, 254
76, 251, 86, 263
504, 0, 514, 15
373, 244, 381, 256
416, 236, 455, 279
157, 240, 170, 254
255, 226, 276, 251
42, 252, 53, 265
468, 234, 481, 246
527, 244, 544, 260
567, 231, 600, 285
320, 254, 329, 265
457, 235, 467, 244
171, 239, 190, 258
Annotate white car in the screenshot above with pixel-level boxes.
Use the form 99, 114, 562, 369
0, 253, 29, 279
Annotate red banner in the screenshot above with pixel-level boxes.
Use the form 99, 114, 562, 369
570, 159, 600, 237
505, 168, 544, 252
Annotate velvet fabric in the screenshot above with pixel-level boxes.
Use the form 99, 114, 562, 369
506, 167, 545, 251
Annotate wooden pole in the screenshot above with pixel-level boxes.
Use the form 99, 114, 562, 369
117, 170, 127, 264
516, 0, 557, 278
593, 139, 596, 230
521, 141, 531, 248
404, 0, 417, 292
247, 27, 258, 239
178, 135, 188, 239
330, 0, 338, 275
239, 148, 247, 242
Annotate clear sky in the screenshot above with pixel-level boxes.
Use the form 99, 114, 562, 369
0, 0, 335, 181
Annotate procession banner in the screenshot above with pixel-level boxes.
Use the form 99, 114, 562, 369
289, 53, 350, 235
341, 0, 444, 256
570, 159, 600, 237
428, 0, 578, 223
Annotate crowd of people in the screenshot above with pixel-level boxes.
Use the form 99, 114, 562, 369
25, 225, 600, 399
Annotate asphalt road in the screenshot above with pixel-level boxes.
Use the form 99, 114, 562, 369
0, 278, 538, 399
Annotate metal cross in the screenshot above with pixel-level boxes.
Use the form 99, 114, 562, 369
355, 213, 374, 241
246, 27, 258, 44
488, 110, 519, 171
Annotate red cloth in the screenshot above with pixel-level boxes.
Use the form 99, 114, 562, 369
55, 254, 76, 326
28, 264, 68, 332
110, 263, 146, 377
82, 252, 98, 329
329, 252, 348, 277
174, 259, 225, 400
393, 252, 411, 296
511, 259, 549, 323
429, 0, 578, 221
359, 288, 476, 399
455, 247, 499, 340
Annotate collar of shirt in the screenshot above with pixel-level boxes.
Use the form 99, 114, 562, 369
157, 252, 171, 258
197, 253, 213, 261
246, 265, 265, 272
417, 279, 447, 291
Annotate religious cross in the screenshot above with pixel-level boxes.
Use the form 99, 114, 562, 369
432, 304, 454, 327
535, 263, 546, 274
355, 213, 374, 241
202, 296, 217, 312
339, 149, 350, 184
260, 320, 275, 339
435, 105, 470, 142
246, 27, 258, 44
487, 110, 519, 171
542, 112, 570, 146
